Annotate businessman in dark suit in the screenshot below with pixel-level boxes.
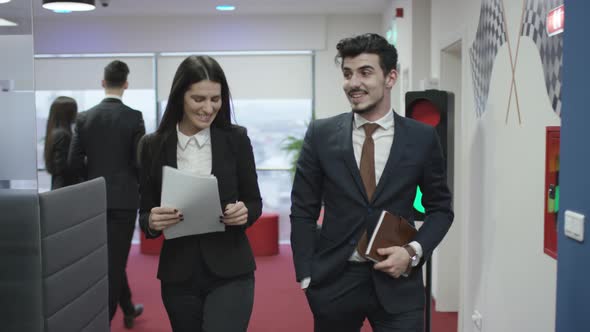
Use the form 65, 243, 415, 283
69, 60, 145, 327
290, 33, 454, 332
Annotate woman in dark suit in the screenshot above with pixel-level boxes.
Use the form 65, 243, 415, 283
138, 55, 262, 332
43, 96, 82, 189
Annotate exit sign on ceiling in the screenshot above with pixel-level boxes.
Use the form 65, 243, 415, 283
547, 5, 564, 37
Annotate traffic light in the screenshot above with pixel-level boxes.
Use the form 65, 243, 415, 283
405, 89, 454, 220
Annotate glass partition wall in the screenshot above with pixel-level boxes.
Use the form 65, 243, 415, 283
0, 0, 43, 330
34, 55, 157, 192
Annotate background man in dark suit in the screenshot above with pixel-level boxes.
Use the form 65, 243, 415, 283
69, 60, 145, 328
290, 33, 454, 332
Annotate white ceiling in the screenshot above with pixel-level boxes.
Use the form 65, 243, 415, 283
30, 0, 389, 17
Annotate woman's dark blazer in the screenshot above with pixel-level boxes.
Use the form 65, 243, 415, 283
47, 128, 83, 189
138, 125, 262, 283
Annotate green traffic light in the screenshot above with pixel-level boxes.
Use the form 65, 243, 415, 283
414, 187, 425, 213
555, 185, 559, 212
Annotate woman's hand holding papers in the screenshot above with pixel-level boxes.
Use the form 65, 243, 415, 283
221, 201, 248, 226
149, 206, 183, 231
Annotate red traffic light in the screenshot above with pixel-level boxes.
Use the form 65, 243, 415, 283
407, 99, 441, 127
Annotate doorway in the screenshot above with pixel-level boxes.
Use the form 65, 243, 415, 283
431, 40, 462, 316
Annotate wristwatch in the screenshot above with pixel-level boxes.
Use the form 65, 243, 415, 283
403, 244, 418, 270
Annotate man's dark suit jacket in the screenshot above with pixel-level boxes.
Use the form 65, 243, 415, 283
69, 98, 145, 210
290, 111, 454, 314
138, 125, 262, 283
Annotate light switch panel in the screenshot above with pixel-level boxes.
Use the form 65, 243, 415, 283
564, 210, 585, 242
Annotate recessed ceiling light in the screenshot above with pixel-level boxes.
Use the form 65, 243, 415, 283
0, 18, 17, 26
216, 5, 236, 11
42, 0, 95, 12
0, 0, 13, 4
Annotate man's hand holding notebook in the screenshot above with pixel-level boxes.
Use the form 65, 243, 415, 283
357, 210, 417, 263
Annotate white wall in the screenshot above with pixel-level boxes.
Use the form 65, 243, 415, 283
35, 57, 154, 90
156, 55, 313, 101
429, 1, 560, 331
411, 0, 431, 90
382, 0, 560, 329
383, 0, 414, 114
430, 0, 480, 81
33, 15, 327, 54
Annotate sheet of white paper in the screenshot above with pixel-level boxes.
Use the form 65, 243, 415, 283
160, 166, 225, 239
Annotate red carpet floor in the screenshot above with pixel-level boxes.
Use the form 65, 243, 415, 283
111, 244, 457, 332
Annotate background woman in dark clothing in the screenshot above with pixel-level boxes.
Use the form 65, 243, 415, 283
138, 55, 262, 332
43, 96, 82, 189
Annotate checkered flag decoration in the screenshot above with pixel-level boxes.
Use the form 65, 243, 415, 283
469, 0, 508, 117
521, 0, 564, 116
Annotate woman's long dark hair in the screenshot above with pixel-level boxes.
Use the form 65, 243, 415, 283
157, 55, 234, 135
44, 96, 77, 174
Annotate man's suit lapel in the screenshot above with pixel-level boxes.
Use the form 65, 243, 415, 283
339, 113, 367, 200
372, 112, 408, 202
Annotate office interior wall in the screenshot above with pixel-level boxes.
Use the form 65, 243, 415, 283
383, 0, 414, 114
33, 15, 327, 54
411, 0, 431, 91
428, 0, 561, 331
34, 57, 154, 90
556, 1, 590, 331
156, 55, 312, 101
430, 0, 480, 84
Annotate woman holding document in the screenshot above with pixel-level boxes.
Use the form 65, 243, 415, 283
138, 55, 262, 332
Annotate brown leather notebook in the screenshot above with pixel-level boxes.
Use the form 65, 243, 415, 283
357, 211, 417, 263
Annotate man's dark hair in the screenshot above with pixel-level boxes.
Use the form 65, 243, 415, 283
335, 33, 398, 74
103, 60, 129, 88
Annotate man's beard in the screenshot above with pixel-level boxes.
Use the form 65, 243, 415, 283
350, 96, 381, 114
352, 102, 377, 114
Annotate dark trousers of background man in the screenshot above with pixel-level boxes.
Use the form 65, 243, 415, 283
120, 273, 135, 315
107, 209, 137, 320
